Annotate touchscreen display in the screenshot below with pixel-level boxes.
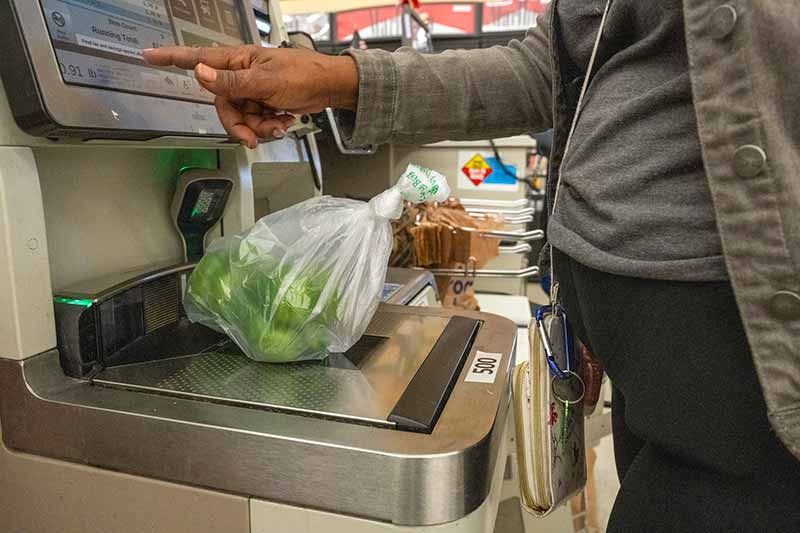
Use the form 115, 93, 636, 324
39, 0, 247, 103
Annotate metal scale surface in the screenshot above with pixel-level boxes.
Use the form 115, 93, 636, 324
0, 303, 516, 526
93, 311, 452, 429
2, 263, 517, 526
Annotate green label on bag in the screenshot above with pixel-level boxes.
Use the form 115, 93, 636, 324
398, 164, 451, 204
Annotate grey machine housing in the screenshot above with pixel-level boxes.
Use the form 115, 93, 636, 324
0, 0, 518, 526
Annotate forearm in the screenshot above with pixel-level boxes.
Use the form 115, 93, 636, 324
341, 20, 553, 146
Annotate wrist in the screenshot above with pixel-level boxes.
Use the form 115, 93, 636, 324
327, 55, 359, 111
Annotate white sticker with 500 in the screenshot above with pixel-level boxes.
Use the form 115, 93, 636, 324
465, 351, 502, 384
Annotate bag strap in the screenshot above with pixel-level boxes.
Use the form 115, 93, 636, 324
549, 0, 613, 295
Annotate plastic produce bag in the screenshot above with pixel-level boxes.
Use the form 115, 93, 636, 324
185, 164, 450, 363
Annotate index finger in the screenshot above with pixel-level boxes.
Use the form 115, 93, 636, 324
143, 45, 255, 70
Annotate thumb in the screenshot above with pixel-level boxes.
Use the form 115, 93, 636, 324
194, 63, 263, 100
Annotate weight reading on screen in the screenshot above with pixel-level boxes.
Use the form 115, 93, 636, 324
40, 0, 245, 104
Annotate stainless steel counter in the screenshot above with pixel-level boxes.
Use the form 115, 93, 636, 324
0, 305, 516, 527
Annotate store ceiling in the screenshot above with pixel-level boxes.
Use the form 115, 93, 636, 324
281, 0, 486, 15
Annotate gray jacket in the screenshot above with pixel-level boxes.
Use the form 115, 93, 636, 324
344, 0, 800, 460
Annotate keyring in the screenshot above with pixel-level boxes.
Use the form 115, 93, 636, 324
552, 370, 585, 405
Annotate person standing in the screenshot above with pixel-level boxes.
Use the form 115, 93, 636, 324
145, 2, 800, 529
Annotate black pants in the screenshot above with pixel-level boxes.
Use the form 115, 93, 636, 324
553, 249, 800, 532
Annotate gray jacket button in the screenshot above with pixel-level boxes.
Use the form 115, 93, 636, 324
709, 5, 738, 40
769, 291, 800, 319
733, 145, 767, 178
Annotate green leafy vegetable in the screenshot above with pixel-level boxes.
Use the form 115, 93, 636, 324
187, 248, 340, 363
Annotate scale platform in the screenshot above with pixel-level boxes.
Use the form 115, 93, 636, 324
94, 312, 478, 431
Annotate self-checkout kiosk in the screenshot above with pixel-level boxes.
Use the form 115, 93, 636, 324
0, 1, 520, 532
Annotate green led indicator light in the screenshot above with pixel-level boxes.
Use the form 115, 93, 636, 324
54, 296, 94, 308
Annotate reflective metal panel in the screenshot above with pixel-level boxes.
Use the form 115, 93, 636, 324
95, 312, 448, 426
0, 306, 516, 526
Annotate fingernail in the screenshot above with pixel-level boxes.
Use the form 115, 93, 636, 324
274, 128, 286, 138
143, 48, 154, 53
196, 63, 217, 83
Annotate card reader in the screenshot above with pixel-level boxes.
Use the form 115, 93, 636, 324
171, 169, 234, 262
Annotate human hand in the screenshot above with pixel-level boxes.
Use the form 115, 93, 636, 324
143, 45, 359, 148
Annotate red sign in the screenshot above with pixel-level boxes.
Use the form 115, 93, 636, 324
462, 154, 493, 186
337, 3, 476, 41
483, 0, 547, 25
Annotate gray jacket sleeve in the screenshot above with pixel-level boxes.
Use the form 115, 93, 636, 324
340, 18, 553, 146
